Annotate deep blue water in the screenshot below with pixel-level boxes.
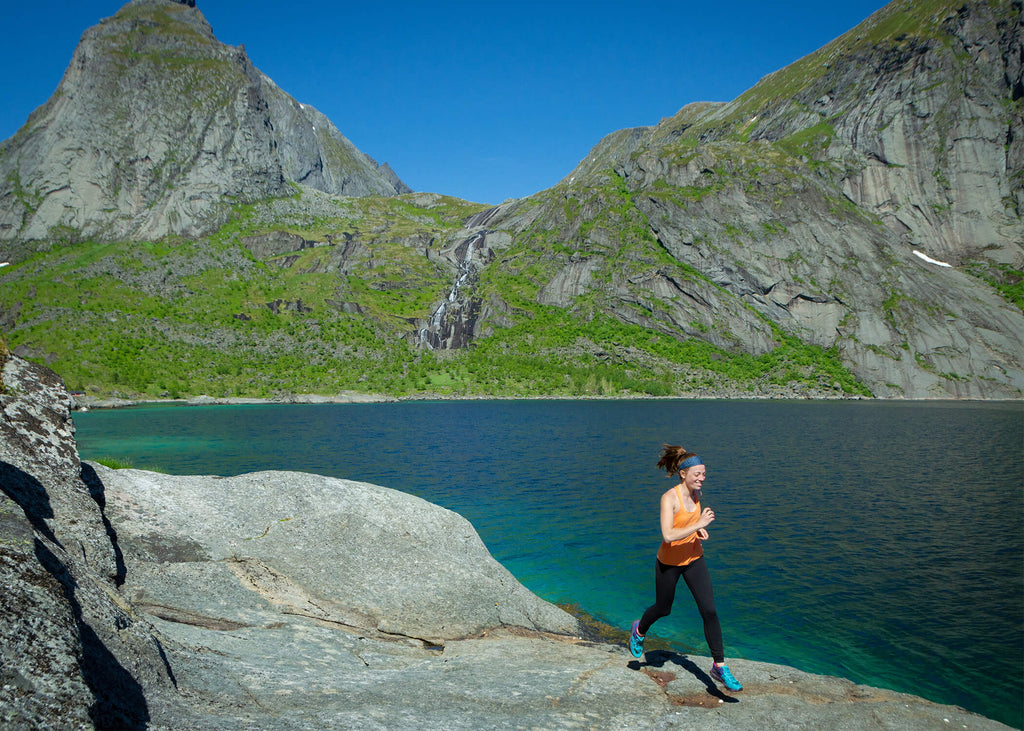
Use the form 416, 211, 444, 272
72, 399, 1024, 728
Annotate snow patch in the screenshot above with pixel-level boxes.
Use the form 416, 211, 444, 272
913, 250, 952, 268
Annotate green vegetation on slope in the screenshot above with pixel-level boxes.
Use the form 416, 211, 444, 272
0, 185, 870, 400
966, 262, 1024, 312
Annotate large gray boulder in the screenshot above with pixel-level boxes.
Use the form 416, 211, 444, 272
93, 465, 578, 641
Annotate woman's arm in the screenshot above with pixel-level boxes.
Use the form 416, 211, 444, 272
659, 490, 715, 542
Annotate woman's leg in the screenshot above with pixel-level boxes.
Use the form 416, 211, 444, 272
639, 560, 683, 635
681, 557, 724, 663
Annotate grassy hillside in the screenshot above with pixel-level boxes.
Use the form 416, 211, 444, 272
0, 188, 870, 400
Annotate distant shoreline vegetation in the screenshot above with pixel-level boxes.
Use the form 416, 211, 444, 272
50, 331, 871, 404
72, 391, 1024, 415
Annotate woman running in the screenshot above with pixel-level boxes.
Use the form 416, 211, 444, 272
629, 444, 742, 692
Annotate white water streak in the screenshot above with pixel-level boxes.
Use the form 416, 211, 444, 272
419, 233, 483, 348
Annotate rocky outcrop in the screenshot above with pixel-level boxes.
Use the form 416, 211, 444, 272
93, 465, 577, 643
0, 352, 177, 728
417, 227, 510, 349
757, 0, 1021, 268
0, 358, 1014, 729
259, 73, 412, 200
0, 0, 408, 245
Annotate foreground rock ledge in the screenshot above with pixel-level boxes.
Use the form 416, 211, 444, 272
0, 354, 1011, 729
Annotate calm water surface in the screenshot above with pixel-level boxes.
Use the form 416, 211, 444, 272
73, 399, 1024, 728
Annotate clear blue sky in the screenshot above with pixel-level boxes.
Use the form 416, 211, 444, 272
1, 1, 890, 205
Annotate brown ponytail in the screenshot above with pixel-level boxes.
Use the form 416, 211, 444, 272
657, 444, 699, 475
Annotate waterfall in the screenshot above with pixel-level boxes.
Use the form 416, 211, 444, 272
419, 231, 485, 349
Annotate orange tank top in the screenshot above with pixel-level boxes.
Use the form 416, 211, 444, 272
656, 484, 704, 566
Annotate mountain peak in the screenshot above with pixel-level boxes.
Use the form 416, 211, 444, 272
0, 0, 408, 244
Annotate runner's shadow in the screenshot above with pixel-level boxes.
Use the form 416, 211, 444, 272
628, 649, 740, 703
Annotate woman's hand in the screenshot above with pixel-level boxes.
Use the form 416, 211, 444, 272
696, 528, 709, 540
697, 506, 715, 529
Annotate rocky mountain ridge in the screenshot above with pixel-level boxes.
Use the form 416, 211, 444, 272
1, 352, 1013, 729
563, 0, 1022, 266
0, 0, 407, 244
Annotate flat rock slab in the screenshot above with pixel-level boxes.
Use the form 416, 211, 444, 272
141, 615, 1006, 730
91, 463, 1009, 730
146, 621, 666, 729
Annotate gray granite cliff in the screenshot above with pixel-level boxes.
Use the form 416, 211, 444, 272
0, 0, 409, 243
0, 353, 1011, 729
465, 0, 1024, 400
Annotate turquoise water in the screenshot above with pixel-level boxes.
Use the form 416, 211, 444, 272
72, 399, 1024, 728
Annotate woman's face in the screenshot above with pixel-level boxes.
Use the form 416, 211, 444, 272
681, 465, 706, 493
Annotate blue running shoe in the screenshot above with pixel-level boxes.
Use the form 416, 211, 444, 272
711, 663, 742, 691
629, 620, 645, 658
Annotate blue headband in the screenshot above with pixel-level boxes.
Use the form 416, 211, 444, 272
679, 455, 703, 470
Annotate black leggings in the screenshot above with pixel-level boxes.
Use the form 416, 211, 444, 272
638, 556, 724, 663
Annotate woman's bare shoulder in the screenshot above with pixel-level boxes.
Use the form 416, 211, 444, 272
660, 486, 680, 507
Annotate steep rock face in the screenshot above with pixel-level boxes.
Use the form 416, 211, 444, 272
758, 0, 1022, 267
462, 0, 1024, 399
0, 356, 117, 580
417, 227, 509, 350
259, 73, 411, 199
0, 0, 408, 244
0, 354, 177, 729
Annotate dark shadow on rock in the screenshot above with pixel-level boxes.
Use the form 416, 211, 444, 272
81, 462, 127, 586
0, 460, 62, 548
34, 538, 150, 730
631, 649, 740, 703
154, 636, 179, 689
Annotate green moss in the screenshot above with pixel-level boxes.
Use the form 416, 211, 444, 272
966, 262, 1024, 312
94, 457, 136, 470
109, 3, 212, 47
728, 0, 955, 118
5, 169, 44, 224
777, 122, 836, 162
